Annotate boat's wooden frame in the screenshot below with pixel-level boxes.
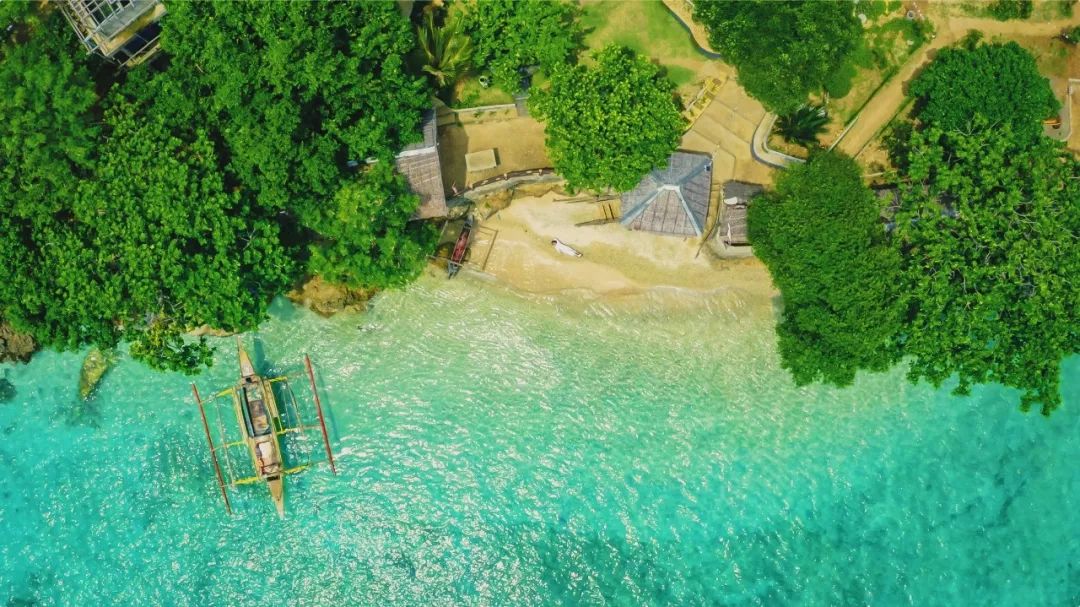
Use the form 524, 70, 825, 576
447, 216, 474, 278
430, 215, 499, 277
191, 340, 336, 517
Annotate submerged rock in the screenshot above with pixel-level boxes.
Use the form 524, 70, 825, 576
0, 377, 14, 403
286, 275, 375, 317
78, 347, 115, 400
0, 322, 36, 364
62, 397, 101, 428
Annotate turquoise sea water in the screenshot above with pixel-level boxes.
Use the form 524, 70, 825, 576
1, 275, 1077, 606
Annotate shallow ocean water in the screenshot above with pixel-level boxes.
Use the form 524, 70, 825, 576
0, 276, 1077, 606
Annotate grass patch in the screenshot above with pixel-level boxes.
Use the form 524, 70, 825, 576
987, 0, 1033, 20
580, 0, 706, 88
875, 17, 931, 49
452, 77, 515, 109
663, 65, 697, 88
981, 0, 1075, 20
1031, 0, 1076, 19
1001, 34, 1074, 79
854, 0, 893, 21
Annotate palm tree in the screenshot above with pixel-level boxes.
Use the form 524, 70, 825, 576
417, 11, 473, 90
775, 104, 829, 148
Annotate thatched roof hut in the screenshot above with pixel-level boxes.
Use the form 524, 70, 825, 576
395, 110, 448, 221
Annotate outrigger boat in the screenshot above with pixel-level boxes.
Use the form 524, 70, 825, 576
191, 340, 336, 517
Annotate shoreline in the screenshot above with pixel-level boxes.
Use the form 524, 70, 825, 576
2, 193, 781, 370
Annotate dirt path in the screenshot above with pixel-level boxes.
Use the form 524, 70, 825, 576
838, 14, 1080, 157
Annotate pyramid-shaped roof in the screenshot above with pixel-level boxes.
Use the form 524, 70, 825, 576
620, 152, 712, 237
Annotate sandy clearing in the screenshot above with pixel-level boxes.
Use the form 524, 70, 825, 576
475, 193, 777, 303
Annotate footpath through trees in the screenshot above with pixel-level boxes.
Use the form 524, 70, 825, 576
837, 13, 1080, 157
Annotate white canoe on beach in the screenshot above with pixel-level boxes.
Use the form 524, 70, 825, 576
551, 239, 583, 258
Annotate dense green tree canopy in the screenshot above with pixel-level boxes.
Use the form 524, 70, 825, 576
908, 41, 1058, 140
748, 152, 903, 386
0, 19, 283, 371
0, 4, 437, 372
303, 162, 434, 289
751, 36, 1077, 414
461, 0, 582, 92
891, 120, 1079, 415
693, 0, 861, 113
83, 103, 294, 370
150, 0, 436, 290
0, 0, 33, 33
531, 45, 684, 192
156, 0, 430, 213
0, 12, 100, 343
0, 12, 96, 219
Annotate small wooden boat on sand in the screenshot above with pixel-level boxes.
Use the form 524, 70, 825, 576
448, 217, 474, 278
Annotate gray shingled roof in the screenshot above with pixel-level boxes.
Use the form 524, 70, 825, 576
395, 109, 448, 220
720, 181, 763, 246
722, 181, 764, 205
721, 205, 749, 245
620, 152, 712, 237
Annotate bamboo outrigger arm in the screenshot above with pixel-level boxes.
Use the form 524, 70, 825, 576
305, 354, 337, 475
192, 383, 233, 515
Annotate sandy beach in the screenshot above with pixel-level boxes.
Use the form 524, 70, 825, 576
470, 192, 779, 306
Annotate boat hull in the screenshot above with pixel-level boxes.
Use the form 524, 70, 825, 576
231, 344, 289, 515
267, 477, 285, 517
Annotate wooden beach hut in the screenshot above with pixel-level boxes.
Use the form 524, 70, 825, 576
395, 109, 449, 221
719, 180, 764, 247
620, 151, 712, 237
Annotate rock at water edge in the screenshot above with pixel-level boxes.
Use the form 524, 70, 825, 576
0, 322, 36, 364
79, 347, 115, 400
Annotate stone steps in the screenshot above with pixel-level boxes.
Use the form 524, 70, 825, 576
679, 130, 716, 154
716, 83, 766, 123
692, 115, 750, 160
700, 99, 757, 142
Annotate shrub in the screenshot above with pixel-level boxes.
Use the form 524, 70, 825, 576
824, 61, 857, 99
987, 0, 1032, 20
